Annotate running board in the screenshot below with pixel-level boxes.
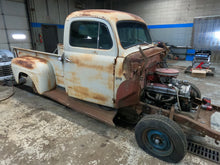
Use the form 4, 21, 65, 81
43, 88, 116, 126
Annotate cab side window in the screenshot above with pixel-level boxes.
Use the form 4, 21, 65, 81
69, 21, 113, 50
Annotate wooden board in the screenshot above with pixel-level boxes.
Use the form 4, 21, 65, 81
185, 66, 215, 76
192, 69, 206, 78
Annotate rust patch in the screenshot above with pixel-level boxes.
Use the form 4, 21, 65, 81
116, 79, 140, 108
70, 56, 113, 73
71, 72, 80, 84
122, 47, 164, 80
48, 76, 52, 89
126, 12, 144, 22
66, 9, 145, 24
34, 56, 47, 63
115, 58, 124, 77
73, 86, 108, 102
12, 58, 34, 69
53, 62, 64, 79
57, 43, 63, 48
107, 75, 113, 90
56, 76, 64, 85
18, 51, 28, 57
12, 56, 48, 69
82, 9, 115, 14
43, 55, 50, 61
115, 47, 165, 108
43, 88, 116, 126
117, 66, 123, 76
69, 54, 93, 62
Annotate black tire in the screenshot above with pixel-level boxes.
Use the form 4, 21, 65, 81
189, 82, 201, 99
135, 115, 187, 163
18, 77, 27, 85
188, 82, 201, 108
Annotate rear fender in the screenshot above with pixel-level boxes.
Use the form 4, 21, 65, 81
12, 56, 56, 94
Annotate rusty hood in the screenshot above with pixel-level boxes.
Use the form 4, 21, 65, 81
115, 46, 165, 108
122, 46, 165, 81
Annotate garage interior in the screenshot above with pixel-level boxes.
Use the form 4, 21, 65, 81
1, 0, 220, 164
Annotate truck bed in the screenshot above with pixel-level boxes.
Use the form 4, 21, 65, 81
13, 46, 65, 88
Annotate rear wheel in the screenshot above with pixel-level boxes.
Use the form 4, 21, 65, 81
135, 115, 187, 163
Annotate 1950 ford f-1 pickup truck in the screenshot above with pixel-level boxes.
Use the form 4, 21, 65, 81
11, 10, 220, 163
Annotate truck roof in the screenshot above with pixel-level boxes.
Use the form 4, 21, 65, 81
66, 9, 145, 24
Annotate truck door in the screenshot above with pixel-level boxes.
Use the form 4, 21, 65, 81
63, 18, 117, 107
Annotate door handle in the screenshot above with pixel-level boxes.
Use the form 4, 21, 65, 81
58, 53, 71, 62
64, 57, 71, 62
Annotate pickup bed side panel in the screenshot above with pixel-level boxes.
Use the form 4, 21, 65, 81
13, 47, 65, 88
12, 56, 56, 94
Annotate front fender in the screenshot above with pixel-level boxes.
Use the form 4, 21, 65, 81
12, 56, 56, 94
115, 79, 140, 108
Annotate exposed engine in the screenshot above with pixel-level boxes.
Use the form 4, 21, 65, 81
142, 68, 196, 112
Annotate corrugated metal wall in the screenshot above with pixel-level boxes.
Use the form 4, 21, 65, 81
26, 0, 74, 51
2, 0, 220, 56
0, 0, 31, 50
193, 16, 220, 50
112, 0, 220, 47
27, 0, 108, 52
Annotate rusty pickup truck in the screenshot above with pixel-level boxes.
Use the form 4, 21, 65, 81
11, 10, 220, 163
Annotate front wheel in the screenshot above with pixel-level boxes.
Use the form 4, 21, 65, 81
135, 115, 187, 163
189, 82, 201, 99
189, 82, 201, 108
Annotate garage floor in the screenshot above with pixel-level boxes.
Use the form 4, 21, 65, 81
0, 60, 219, 165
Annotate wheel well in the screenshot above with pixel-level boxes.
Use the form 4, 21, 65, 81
18, 72, 36, 87
17, 72, 28, 85
19, 72, 28, 78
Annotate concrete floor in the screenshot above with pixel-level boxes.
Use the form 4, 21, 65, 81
0, 60, 219, 165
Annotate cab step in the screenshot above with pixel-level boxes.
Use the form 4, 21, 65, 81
43, 88, 117, 126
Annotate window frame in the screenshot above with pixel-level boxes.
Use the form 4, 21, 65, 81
116, 20, 152, 49
69, 21, 99, 49
68, 18, 114, 51
64, 17, 117, 57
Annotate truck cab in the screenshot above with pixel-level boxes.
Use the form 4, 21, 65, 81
12, 9, 164, 109
62, 10, 161, 108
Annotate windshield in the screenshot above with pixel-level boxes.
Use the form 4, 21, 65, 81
117, 21, 152, 49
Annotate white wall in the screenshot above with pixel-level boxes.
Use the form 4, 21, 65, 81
113, 0, 220, 25
0, 0, 32, 50
112, 0, 220, 46
27, 0, 101, 51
